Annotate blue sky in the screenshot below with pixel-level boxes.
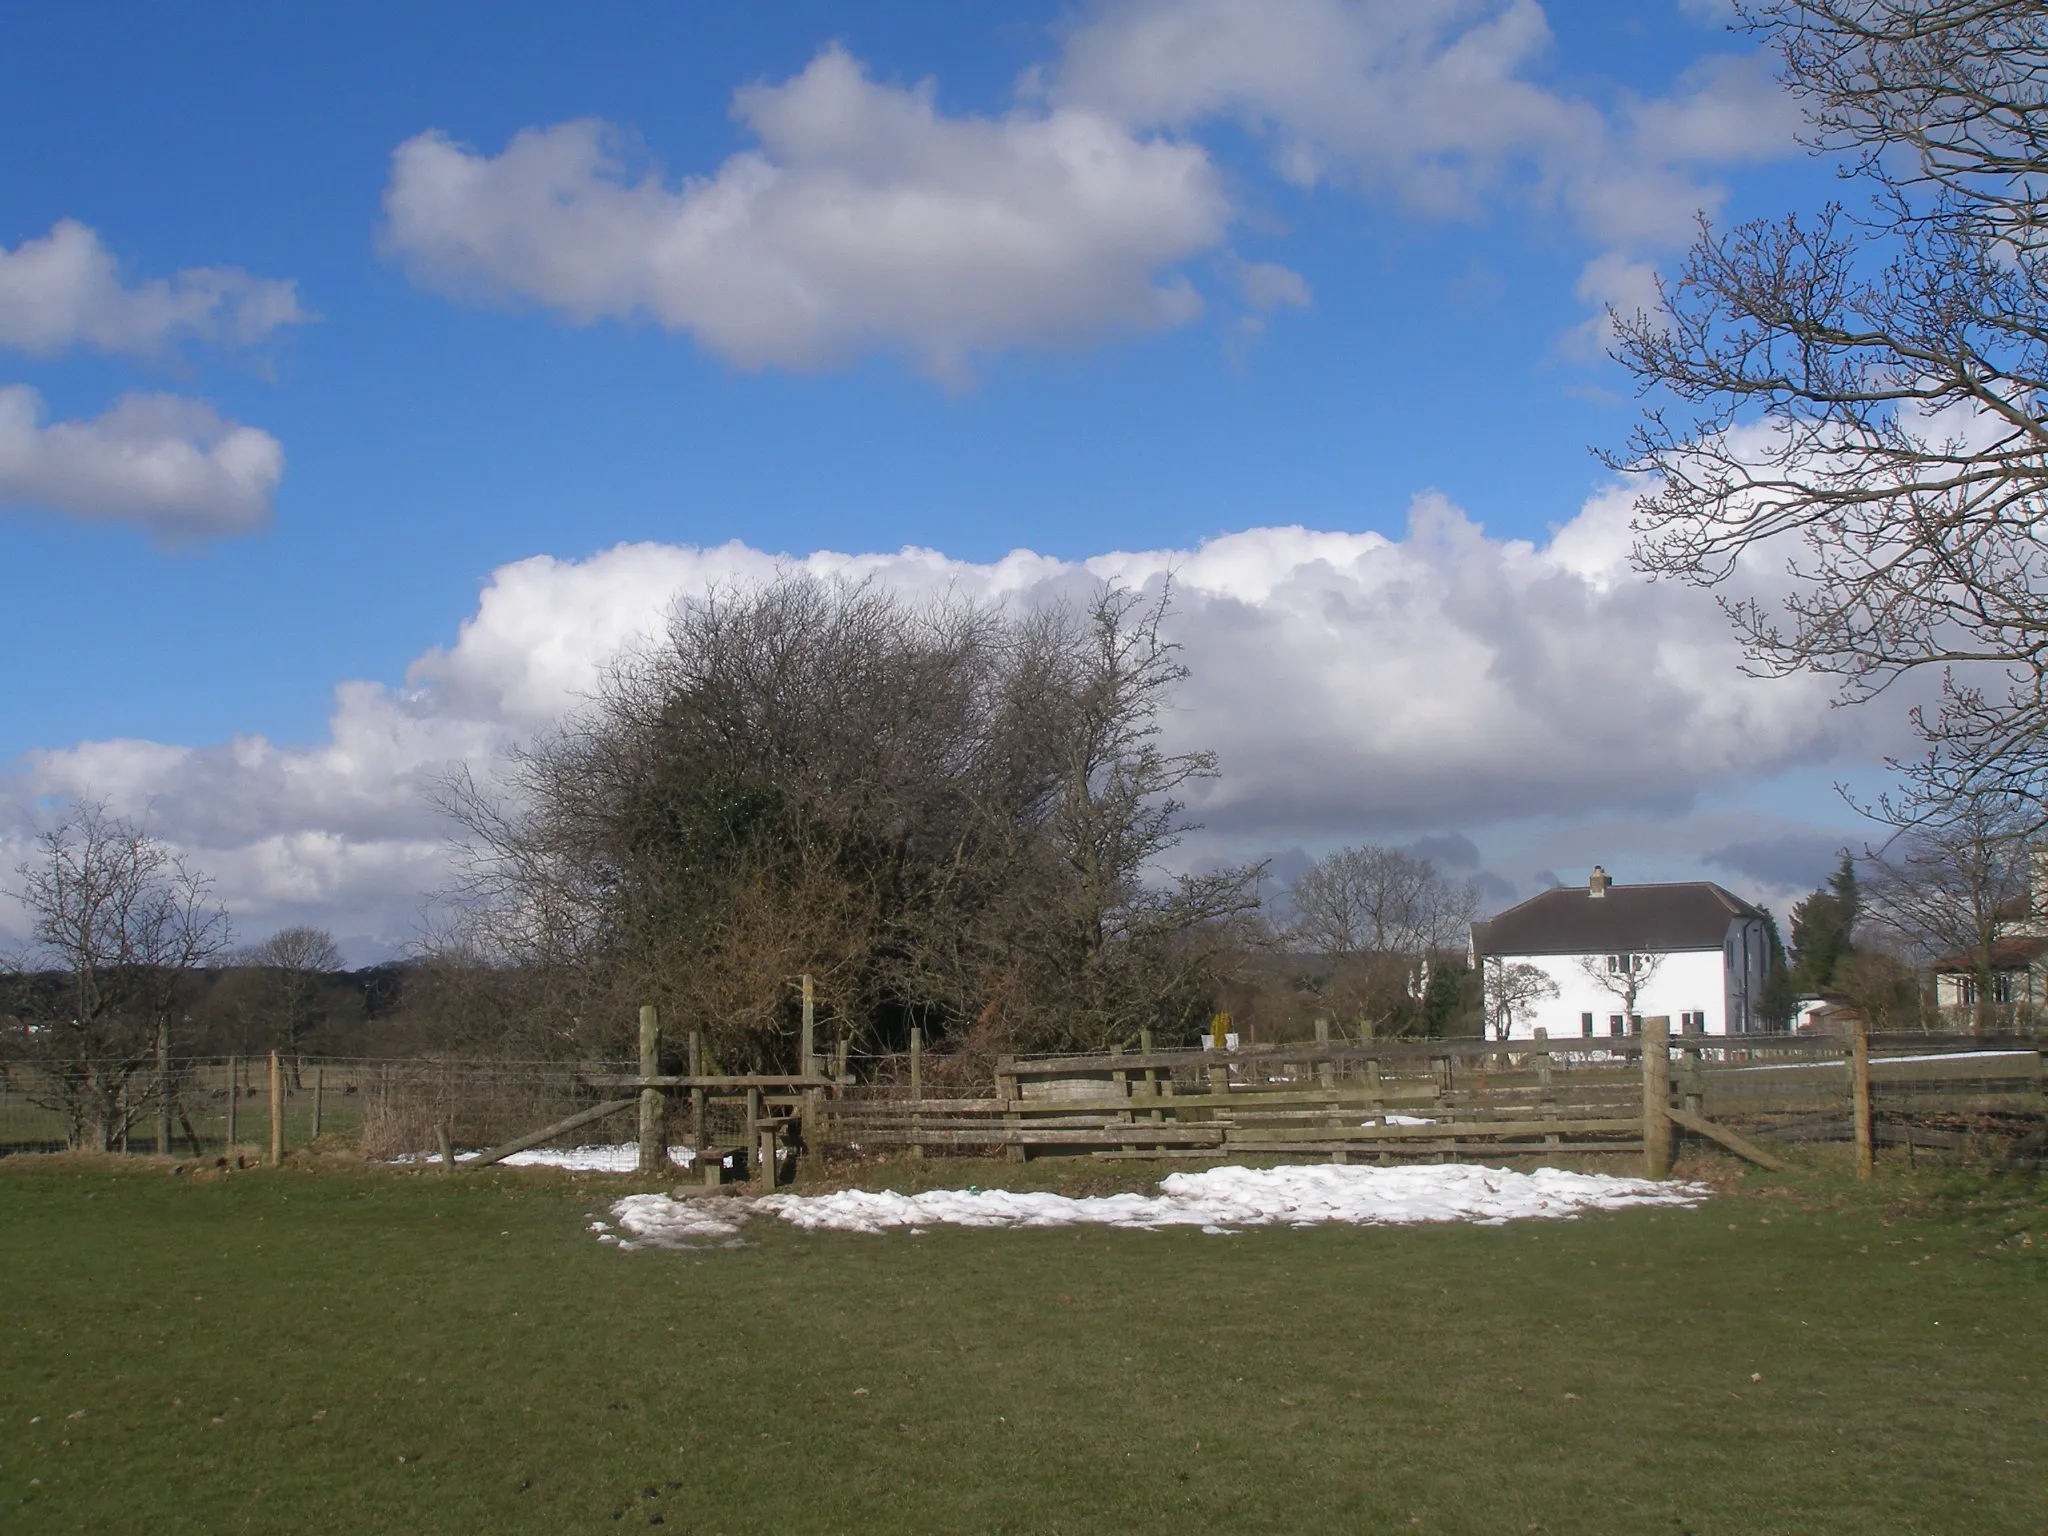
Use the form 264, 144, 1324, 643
0, 1, 1896, 955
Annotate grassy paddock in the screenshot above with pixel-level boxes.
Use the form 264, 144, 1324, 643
1, 1150, 2043, 1534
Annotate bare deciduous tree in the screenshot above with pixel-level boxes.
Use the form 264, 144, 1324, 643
242, 925, 344, 1076
1577, 949, 1663, 1032
1611, 2, 2048, 804
1286, 845, 1479, 959
1482, 956, 1560, 1041
11, 801, 231, 1150
1861, 779, 2036, 1029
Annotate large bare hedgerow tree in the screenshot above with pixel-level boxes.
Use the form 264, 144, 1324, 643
10, 801, 232, 1150
437, 576, 1261, 1064
1611, 2, 2048, 810
240, 925, 345, 1081
1285, 844, 1482, 1036
1860, 777, 2036, 1027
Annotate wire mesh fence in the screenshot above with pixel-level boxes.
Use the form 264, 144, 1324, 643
0, 1056, 636, 1161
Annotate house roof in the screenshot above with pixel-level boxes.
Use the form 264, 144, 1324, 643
1930, 934, 2048, 973
1472, 880, 1763, 958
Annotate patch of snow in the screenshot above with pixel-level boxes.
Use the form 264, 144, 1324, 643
1382, 1114, 1438, 1126
392, 1142, 701, 1172
601, 1193, 750, 1250
600, 1163, 1703, 1248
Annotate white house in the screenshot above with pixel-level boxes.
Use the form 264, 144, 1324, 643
1469, 867, 1776, 1038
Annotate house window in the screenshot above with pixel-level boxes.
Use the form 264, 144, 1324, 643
1681, 1010, 1704, 1033
1609, 1014, 1625, 1036
1994, 973, 2016, 1004
1957, 976, 1979, 1006
1606, 952, 1648, 974
1580, 1012, 1594, 1037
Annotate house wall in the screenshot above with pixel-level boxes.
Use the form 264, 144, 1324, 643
1489, 916, 1775, 1037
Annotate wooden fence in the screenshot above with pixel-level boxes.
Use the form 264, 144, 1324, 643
815, 1027, 2046, 1171
9, 1025, 2039, 1179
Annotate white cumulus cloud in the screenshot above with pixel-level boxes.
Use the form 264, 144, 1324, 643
0, 219, 307, 358
381, 45, 1229, 379
1054, 0, 1803, 348
0, 385, 284, 538
1053, 0, 1797, 246
1, 486, 1908, 952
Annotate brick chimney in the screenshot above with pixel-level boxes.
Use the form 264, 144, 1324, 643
1588, 866, 1610, 898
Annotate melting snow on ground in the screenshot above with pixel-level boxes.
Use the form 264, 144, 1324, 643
587, 1163, 1706, 1250
393, 1143, 715, 1172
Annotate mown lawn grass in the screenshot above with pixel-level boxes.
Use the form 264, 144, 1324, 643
0, 1152, 2042, 1535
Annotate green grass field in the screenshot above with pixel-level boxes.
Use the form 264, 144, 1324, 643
1, 1151, 2043, 1535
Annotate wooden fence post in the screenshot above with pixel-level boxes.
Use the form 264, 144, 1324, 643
802, 1086, 827, 1184
997, 1055, 1024, 1162
155, 1023, 171, 1157
1850, 1016, 1874, 1179
1139, 1028, 1161, 1124
687, 1030, 706, 1150
1535, 1028, 1559, 1147
1314, 1017, 1344, 1162
268, 1050, 284, 1166
1207, 1013, 1231, 1101
910, 1026, 925, 1161
745, 1086, 767, 1186
311, 1066, 324, 1143
637, 1005, 665, 1177
1641, 1016, 1671, 1179
225, 1056, 238, 1153
800, 973, 816, 1077
1364, 1019, 1386, 1158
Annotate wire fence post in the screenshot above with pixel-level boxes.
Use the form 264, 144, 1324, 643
1850, 1017, 1874, 1178
225, 1055, 238, 1153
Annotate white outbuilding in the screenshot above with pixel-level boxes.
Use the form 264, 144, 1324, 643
1469, 867, 1776, 1038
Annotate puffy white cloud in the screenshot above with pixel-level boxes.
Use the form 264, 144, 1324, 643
1053, 0, 1797, 248
1, 486, 1908, 952
0, 385, 284, 537
382, 45, 1228, 379
0, 219, 306, 358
